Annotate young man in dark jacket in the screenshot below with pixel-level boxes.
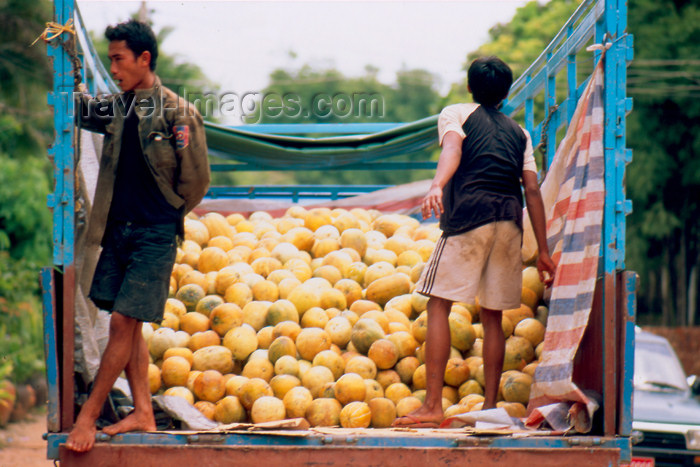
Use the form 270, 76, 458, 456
67, 20, 210, 451
394, 56, 555, 427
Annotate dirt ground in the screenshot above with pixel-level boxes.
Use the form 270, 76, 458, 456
0, 409, 54, 467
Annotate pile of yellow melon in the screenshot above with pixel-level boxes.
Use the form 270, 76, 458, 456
142, 207, 548, 428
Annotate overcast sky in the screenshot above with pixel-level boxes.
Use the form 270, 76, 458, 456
77, 0, 530, 97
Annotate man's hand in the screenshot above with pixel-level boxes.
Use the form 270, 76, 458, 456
537, 252, 556, 287
422, 185, 444, 220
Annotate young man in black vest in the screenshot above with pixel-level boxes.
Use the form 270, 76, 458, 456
394, 56, 555, 427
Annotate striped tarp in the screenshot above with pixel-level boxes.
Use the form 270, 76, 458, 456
524, 59, 606, 429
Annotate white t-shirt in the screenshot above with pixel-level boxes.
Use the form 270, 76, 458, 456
437, 103, 538, 174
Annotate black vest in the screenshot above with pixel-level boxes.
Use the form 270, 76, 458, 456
439, 105, 527, 236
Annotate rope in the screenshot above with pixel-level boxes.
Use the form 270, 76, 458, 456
535, 104, 559, 170
32, 19, 83, 91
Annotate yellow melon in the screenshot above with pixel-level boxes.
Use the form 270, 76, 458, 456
324, 316, 353, 348
305, 398, 342, 427
362, 261, 396, 288
397, 250, 422, 269
349, 299, 381, 316
339, 228, 368, 257
214, 395, 246, 424
411, 311, 428, 344
319, 288, 347, 311
375, 370, 401, 389
273, 320, 302, 341
163, 386, 194, 405
301, 365, 335, 398
176, 284, 206, 312
193, 369, 226, 403
443, 358, 470, 387
209, 303, 243, 336
201, 212, 234, 239
195, 295, 224, 319
283, 386, 314, 419
333, 373, 366, 405
161, 356, 191, 388
267, 336, 297, 364
412, 364, 427, 390
448, 312, 476, 351
194, 400, 217, 420
266, 299, 300, 326
368, 339, 399, 370
269, 374, 301, 400
287, 284, 321, 316
295, 327, 332, 361
394, 356, 420, 386
242, 300, 272, 331
501, 371, 533, 405
497, 401, 528, 418
225, 375, 249, 396
503, 304, 535, 326
187, 329, 220, 352
251, 280, 279, 302
395, 396, 422, 417
345, 355, 377, 380
238, 377, 274, 410
458, 379, 484, 399
163, 347, 194, 366
312, 349, 346, 380
184, 218, 209, 246
198, 246, 229, 273
350, 318, 386, 354
242, 357, 274, 382
223, 325, 258, 361
522, 266, 545, 301
147, 363, 162, 394
180, 240, 202, 268
503, 336, 536, 371
339, 401, 371, 428
366, 397, 395, 428
364, 378, 384, 402
301, 306, 329, 329
224, 283, 253, 309
514, 317, 546, 347
387, 331, 419, 360
274, 355, 300, 377
344, 261, 368, 285
192, 345, 234, 375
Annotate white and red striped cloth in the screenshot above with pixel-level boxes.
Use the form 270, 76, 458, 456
522, 59, 606, 431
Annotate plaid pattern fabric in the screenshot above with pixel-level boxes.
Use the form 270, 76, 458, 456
526, 60, 605, 419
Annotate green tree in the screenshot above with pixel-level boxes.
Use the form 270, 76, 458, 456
0, 0, 53, 386
625, 0, 700, 325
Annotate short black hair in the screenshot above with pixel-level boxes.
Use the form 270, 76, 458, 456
105, 19, 158, 71
468, 56, 513, 107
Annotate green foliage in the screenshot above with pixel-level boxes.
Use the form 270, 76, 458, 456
0, 0, 53, 158
0, 252, 46, 384
0, 157, 52, 262
0, 0, 53, 386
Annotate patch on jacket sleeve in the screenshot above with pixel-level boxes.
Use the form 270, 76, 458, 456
174, 125, 189, 149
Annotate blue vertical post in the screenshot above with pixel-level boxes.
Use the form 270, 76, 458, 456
598, 0, 632, 436
47, 0, 75, 268
46, 0, 77, 432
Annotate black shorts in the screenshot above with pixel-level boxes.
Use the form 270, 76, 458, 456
89, 221, 177, 323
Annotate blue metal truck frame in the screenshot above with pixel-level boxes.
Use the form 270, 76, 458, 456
42, 0, 635, 464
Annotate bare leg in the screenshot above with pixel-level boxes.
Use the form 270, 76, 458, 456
65, 312, 141, 452
103, 324, 156, 435
481, 307, 504, 409
392, 296, 452, 427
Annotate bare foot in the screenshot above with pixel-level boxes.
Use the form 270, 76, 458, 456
65, 418, 97, 452
102, 411, 156, 436
392, 405, 444, 428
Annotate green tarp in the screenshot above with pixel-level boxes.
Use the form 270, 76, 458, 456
204, 117, 438, 169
